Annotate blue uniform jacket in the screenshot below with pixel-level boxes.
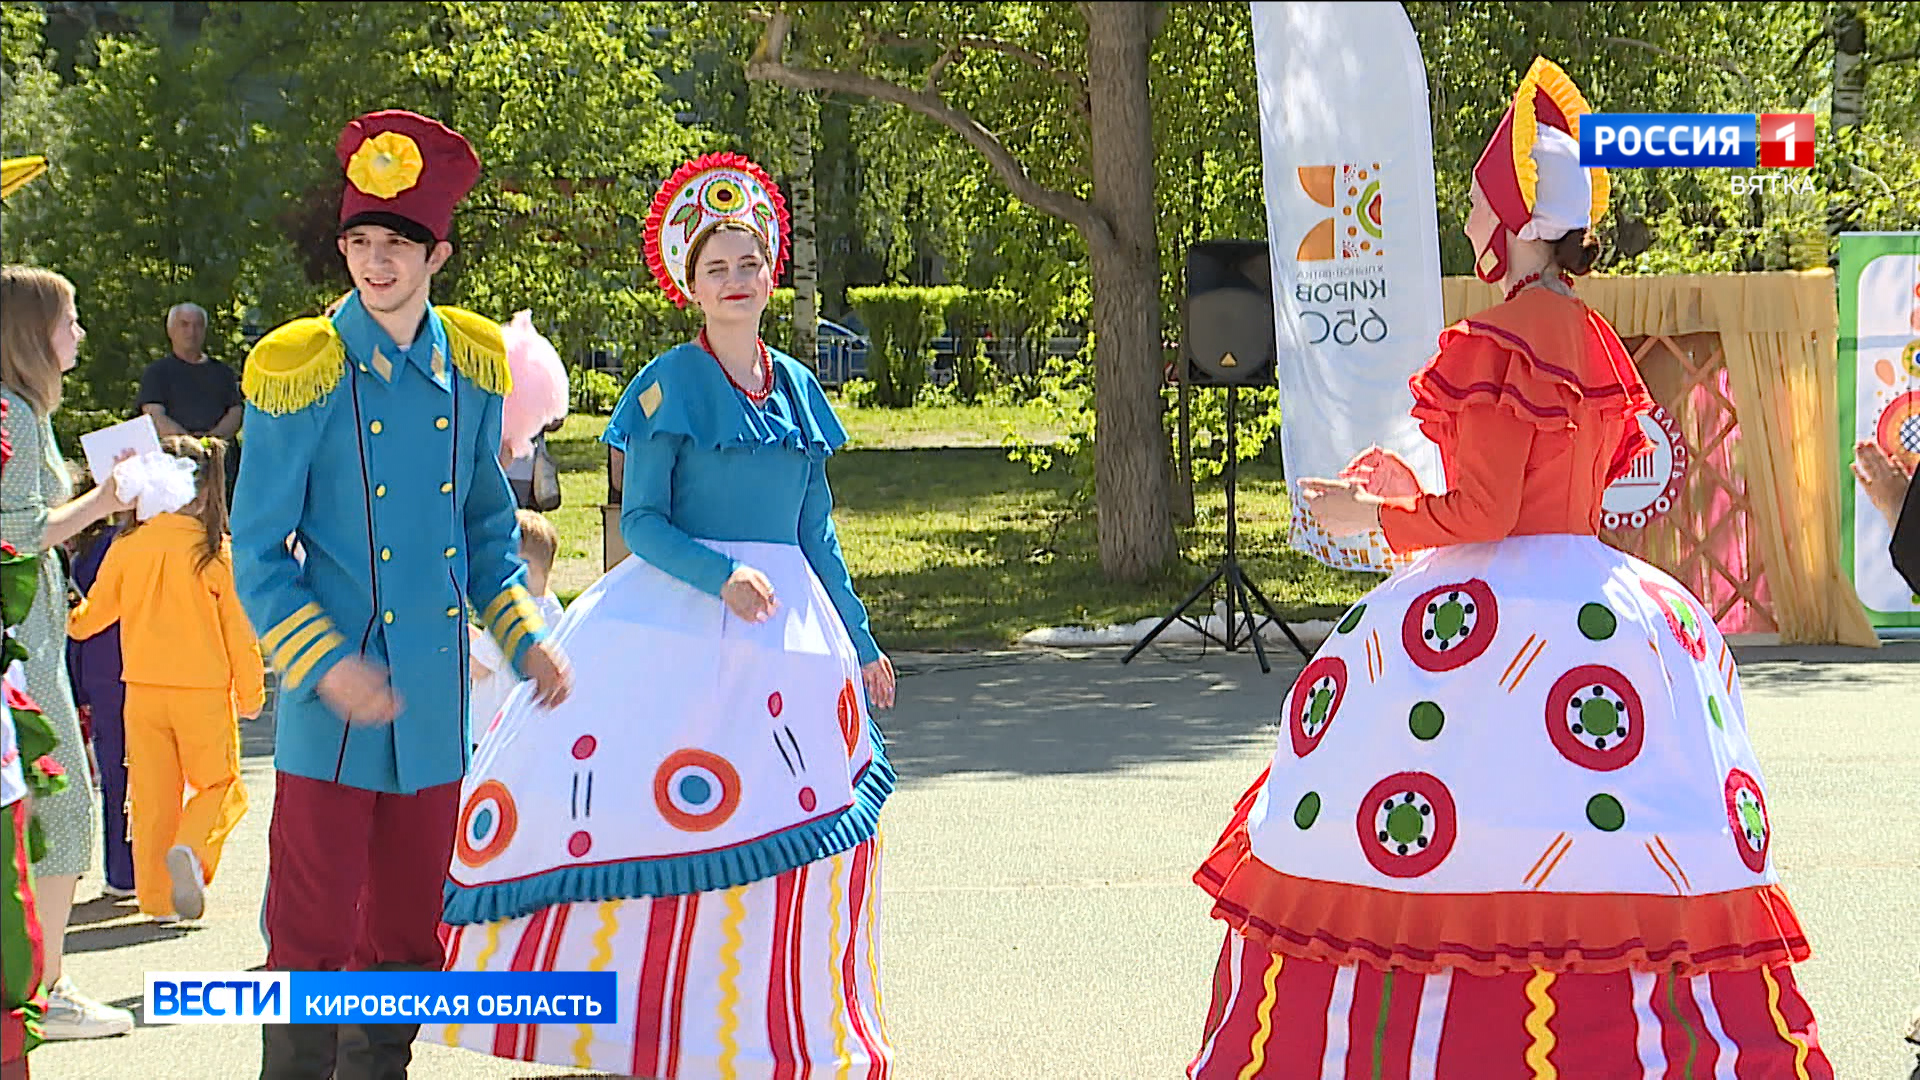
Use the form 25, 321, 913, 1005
231, 293, 548, 794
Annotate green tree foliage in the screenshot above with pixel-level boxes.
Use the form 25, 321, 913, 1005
0, 4, 70, 269
2, 2, 698, 414
412, 1, 700, 375
847, 284, 963, 406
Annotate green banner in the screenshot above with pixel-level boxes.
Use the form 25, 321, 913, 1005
1838, 232, 1920, 626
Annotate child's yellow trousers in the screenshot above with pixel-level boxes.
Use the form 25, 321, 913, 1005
123, 684, 247, 917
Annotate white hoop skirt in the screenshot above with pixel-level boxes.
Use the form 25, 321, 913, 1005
1189, 534, 1828, 1078
431, 539, 894, 1076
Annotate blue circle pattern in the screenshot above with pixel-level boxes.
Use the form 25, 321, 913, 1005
680, 774, 712, 804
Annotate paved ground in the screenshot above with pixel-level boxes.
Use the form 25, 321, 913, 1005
29, 641, 1920, 1079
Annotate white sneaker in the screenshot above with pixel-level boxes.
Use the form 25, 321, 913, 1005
38, 976, 134, 1039
165, 845, 206, 920
98, 884, 136, 900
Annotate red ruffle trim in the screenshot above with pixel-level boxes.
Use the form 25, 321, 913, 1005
1411, 303, 1656, 486
1412, 296, 1652, 439
1194, 809, 1811, 980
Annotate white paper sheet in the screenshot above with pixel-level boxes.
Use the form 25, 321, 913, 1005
78, 413, 162, 487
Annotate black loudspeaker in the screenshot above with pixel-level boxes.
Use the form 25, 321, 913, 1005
1184, 240, 1275, 386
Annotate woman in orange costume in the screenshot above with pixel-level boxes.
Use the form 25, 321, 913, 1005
1187, 58, 1832, 1078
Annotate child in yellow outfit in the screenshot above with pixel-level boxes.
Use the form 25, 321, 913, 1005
67, 436, 262, 923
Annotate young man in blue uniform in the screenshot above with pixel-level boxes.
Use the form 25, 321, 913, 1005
231, 109, 571, 1079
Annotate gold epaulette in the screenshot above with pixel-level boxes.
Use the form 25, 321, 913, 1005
242, 318, 345, 416
437, 306, 512, 397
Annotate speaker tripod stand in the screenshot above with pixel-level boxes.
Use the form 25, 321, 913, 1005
1123, 383, 1312, 674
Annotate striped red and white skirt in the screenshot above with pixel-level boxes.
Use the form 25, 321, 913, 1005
1190, 931, 1832, 1080
425, 837, 890, 1079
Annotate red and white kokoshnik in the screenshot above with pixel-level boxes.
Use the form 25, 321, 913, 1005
644, 152, 792, 309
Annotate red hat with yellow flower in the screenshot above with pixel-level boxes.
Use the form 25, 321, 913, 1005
1470, 58, 1610, 283
336, 110, 480, 243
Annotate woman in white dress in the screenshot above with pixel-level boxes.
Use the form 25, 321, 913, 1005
430, 153, 897, 1079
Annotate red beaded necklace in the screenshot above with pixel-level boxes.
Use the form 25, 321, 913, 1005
1505, 270, 1575, 302
698, 328, 773, 405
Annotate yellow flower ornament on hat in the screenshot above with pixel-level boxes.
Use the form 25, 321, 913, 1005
346, 131, 425, 200
645, 152, 790, 308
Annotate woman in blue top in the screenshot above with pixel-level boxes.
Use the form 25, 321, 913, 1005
432, 153, 895, 1078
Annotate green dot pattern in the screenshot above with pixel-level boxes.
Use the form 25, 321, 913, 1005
1579, 698, 1620, 738
1294, 792, 1321, 829
1338, 604, 1367, 634
1708, 697, 1724, 729
1434, 600, 1466, 640
1578, 602, 1617, 641
1385, 803, 1424, 844
1674, 600, 1699, 635
1586, 793, 1625, 832
1309, 690, 1333, 729
1408, 701, 1445, 741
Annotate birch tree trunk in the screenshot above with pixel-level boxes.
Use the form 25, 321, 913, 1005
790, 92, 820, 370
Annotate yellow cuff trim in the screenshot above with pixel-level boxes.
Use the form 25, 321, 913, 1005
271, 619, 331, 674
284, 631, 346, 690
489, 597, 542, 640
501, 620, 536, 666
261, 602, 325, 657
480, 586, 527, 628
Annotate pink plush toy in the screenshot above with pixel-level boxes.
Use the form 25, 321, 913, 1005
499, 310, 569, 462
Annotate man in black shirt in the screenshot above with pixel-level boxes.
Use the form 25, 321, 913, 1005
136, 302, 244, 491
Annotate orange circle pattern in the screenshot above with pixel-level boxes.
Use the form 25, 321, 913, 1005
653, 749, 742, 833
456, 780, 518, 867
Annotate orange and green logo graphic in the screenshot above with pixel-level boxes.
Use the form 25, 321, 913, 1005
1297, 164, 1383, 261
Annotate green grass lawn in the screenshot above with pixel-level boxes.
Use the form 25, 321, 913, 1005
542, 404, 1377, 651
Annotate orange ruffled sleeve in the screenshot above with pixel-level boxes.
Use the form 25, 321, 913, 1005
1377, 300, 1656, 554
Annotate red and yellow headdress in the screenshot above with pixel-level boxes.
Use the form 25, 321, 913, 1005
1471, 57, 1610, 283
644, 153, 790, 308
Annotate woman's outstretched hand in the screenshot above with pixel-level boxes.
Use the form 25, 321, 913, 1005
1339, 445, 1423, 500
862, 654, 896, 710
1299, 477, 1385, 536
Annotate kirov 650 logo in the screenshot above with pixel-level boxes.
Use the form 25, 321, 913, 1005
1581, 113, 1815, 194
1296, 164, 1384, 262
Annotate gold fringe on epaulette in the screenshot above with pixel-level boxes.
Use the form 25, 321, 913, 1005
448, 334, 512, 396
242, 329, 345, 416
437, 306, 513, 397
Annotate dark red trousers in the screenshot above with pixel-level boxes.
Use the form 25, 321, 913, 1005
264, 772, 460, 972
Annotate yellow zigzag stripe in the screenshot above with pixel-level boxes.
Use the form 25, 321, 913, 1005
1237, 954, 1284, 1080
715, 886, 748, 1080
1523, 968, 1558, 1079
572, 901, 622, 1068
445, 922, 506, 1047
828, 853, 851, 1080
1761, 967, 1813, 1080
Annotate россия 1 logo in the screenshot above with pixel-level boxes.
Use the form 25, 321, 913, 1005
1580, 113, 1815, 194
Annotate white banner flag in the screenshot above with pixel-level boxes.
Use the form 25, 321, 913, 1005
1252, 1, 1445, 572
